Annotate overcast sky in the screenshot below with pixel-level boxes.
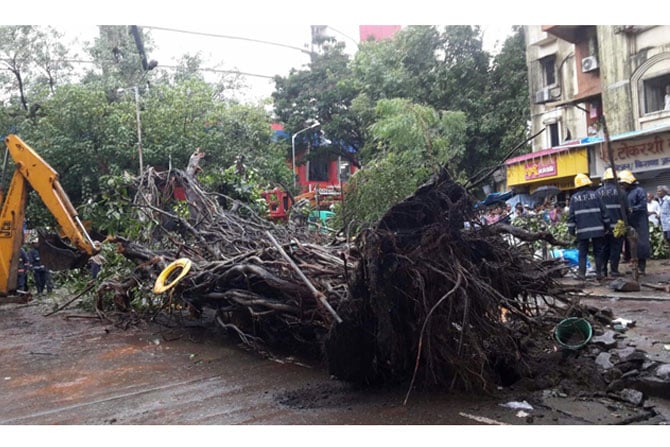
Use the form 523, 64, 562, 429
15, 0, 656, 104
55, 23, 515, 104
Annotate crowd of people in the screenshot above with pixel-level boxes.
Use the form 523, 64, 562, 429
479, 198, 566, 227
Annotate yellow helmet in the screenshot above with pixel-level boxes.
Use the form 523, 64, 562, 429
574, 173, 592, 188
602, 167, 614, 181
618, 169, 636, 184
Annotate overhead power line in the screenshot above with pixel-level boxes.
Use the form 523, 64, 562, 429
140, 25, 314, 56
0, 58, 277, 79
157, 64, 275, 79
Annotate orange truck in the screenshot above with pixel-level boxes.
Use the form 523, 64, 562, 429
261, 186, 342, 223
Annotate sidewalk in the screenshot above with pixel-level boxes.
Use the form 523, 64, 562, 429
559, 258, 670, 367
560, 258, 670, 301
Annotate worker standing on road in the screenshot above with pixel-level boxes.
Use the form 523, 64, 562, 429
596, 167, 629, 277
27, 243, 47, 295
17, 246, 30, 293
619, 169, 650, 275
568, 173, 611, 281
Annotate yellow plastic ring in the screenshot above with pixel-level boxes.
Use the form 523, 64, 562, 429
153, 258, 192, 294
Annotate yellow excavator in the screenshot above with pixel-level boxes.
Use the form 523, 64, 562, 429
0, 134, 101, 299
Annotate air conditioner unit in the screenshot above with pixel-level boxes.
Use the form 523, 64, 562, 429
534, 87, 552, 104
582, 56, 599, 72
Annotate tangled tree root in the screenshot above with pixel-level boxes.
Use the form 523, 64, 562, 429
326, 167, 574, 394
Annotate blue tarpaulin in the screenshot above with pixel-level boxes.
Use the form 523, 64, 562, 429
476, 191, 514, 208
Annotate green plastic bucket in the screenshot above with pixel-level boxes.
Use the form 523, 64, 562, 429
554, 317, 593, 350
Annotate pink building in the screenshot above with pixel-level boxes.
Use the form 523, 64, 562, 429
359, 25, 401, 42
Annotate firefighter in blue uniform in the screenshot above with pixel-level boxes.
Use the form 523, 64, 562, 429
596, 167, 629, 277
567, 173, 611, 281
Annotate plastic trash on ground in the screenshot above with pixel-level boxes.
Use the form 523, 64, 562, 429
500, 400, 534, 411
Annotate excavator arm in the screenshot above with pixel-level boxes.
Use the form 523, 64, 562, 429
0, 134, 100, 295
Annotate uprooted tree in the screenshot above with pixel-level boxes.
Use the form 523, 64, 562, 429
92, 164, 582, 394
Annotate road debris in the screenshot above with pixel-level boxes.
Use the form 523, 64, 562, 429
500, 400, 534, 410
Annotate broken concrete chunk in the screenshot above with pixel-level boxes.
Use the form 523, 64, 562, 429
612, 347, 636, 360
656, 364, 670, 380
609, 278, 641, 292
595, 352, 614, 370
591, 331, 618, 348
616, 388, 644, 406
632, 376, 670, 400
616, 349, 647, 364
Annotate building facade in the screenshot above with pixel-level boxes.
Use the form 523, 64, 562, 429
506, 25, 670, 195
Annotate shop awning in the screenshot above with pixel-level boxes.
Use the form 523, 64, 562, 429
506, 145, 590, 188
605, 124, 670, 142
505, 140, 593, 166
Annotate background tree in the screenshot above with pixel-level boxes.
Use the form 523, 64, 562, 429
337, 98, 466, 228
0, 26, 73, 113
272, 39, 362, 183
485, 26, 530, 157
84, 25, 156, 90
273, 25, 529, 214
0, 25, 282, 233
351, 26, 442, 105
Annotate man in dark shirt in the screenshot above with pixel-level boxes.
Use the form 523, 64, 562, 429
27, 243, 47, 295
619, 169, 650, 275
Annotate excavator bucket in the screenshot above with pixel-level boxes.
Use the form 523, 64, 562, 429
37, 231, 90, 271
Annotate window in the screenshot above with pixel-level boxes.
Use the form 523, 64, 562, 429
339, 160, 350, 182
540, 55, 556, 86
308, 153, 330, 182
549, 123, 560, 147
587, 34, 599, 58
643, 74, 670, 113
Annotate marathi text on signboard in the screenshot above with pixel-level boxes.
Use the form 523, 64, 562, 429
598, 133, 670, 172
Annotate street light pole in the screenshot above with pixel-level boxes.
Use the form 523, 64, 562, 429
117, 85, 144, 177
291, 120, 320, 189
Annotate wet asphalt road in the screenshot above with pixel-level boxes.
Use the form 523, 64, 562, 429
0, 269, 668, 427
0, 301, 530, 425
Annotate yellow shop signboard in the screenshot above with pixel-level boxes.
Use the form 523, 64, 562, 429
506, 146, 588, 189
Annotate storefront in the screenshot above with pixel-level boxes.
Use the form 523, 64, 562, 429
591, 125, 670, 192
505, 144, 590, 195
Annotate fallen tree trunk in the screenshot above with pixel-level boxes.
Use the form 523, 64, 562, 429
97, 166, 580, 393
